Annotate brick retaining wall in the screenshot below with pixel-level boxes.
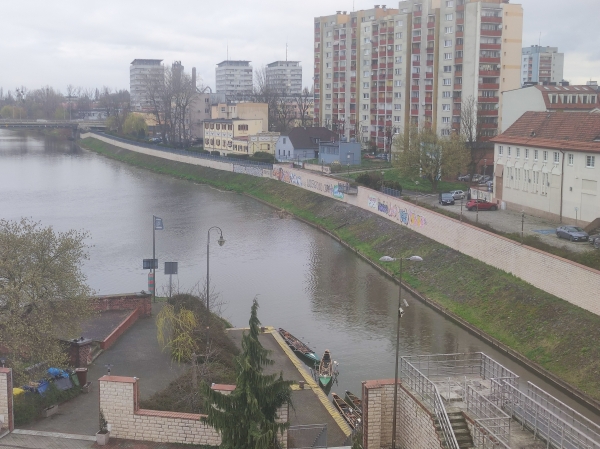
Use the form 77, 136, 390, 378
101, 308, 140, 350
93, 293, 152, 317
0, 368, 14, 432
362, 379, 442, 449
99, 376, 288, 447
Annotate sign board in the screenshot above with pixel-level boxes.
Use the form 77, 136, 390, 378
164, 262, 178, 275
154, 216, 164, 230
143, 259, 158, 270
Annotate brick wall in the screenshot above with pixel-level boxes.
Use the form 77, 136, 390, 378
0, 368, 14, 432
99, 376, 288, 447
101, 308, 140, 350
93, 293, 152, 317
362, 379, 442, 449
269, 165, 600, 316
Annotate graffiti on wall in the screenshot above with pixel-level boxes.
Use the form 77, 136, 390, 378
273, 168, 303, 186
368, 195, 427, 227
233, 164, 264, 177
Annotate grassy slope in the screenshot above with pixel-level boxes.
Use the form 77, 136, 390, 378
79, 137, 600, 402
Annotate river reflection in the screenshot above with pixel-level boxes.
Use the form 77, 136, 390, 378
1, 130, 598, 422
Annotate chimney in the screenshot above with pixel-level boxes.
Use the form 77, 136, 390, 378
374, 5, 380, 8
192, 67, 197, 90
382, 4, 387, 10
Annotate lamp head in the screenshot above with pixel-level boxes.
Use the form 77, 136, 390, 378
217, 234, 225, 247
379, 256, 396, 262
407, 256, 423, 262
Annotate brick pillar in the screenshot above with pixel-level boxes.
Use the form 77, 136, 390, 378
0, 368, 14, 432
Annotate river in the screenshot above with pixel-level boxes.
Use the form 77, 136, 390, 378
1, 130, 598, 423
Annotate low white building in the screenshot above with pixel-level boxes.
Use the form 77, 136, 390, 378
491, 111, 600, 225
275, 127, 336, 162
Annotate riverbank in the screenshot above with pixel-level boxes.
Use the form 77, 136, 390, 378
79, 136, 600, 409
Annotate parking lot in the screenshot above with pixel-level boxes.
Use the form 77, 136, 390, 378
404, 190, 596, 254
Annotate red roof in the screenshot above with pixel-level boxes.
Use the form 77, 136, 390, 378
492, 111, 600, 153
533, 85, 599, 110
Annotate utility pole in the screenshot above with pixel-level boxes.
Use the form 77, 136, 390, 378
521, 212, 525, 244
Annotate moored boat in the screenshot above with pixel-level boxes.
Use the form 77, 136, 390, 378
278, 328, 320, 365
345, 390, 362, 416
318, 349, 333, 387
332, 392, 361, 429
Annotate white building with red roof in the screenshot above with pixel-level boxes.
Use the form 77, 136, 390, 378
501, 83, 599, 132
491, 111, 600, 225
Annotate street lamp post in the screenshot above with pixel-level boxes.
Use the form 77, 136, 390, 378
206, 226, 225, 338
379, 254, 423, 449
521, 211, 525, 244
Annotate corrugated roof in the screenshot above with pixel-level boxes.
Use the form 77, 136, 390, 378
492, 111, 600, 153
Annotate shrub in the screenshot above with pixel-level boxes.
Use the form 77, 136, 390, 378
251, 152, 275, 163
14, 382, 81, 426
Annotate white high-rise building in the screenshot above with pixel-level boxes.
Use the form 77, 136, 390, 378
215, 61, 253, 98
130, 59, 163, 112
266, 61, 303, 95
521, 46, 564, 86
314, 0, 523, 151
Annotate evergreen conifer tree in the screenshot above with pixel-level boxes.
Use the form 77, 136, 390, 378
202, 299, 293, 449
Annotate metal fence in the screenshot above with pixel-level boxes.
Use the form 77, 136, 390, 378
399, 357, 461, 449
490, 379, 600, 449
380, 186, 403, 198
471, 420, 512, 449
466, 385, 511, 445
288, 424, 327, 449
91, 132, 273, 170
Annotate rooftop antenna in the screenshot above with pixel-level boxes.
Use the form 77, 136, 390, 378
538, 32, 541, 47
286, 42, 288, 61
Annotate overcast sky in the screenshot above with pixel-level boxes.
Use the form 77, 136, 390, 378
1, 0, 599, 94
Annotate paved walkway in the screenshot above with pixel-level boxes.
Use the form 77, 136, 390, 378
227, 328, 351, 448
0, 430, 94, 449
19, 303, 185, 436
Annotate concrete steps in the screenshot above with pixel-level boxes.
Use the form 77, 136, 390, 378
435, 411, 474, 449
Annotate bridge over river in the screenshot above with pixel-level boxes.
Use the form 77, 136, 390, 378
0, 119, 106, 137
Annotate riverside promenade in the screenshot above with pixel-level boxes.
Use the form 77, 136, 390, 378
227, 327, 352, 447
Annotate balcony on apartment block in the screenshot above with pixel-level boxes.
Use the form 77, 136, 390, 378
453, 109, 462, 116
481, 29, 502, 37
481, 16, 502, 23
427, 21, 435, 28
426, 72, 434, 78
480, 43, 501, 50
414, 10, 422, 16
479, 70, 500, 76
412, 73, 421, 78
424, 110, 432, 117
412, 85, 420, 91
478, 96, 499, 103
455, 57, 463, 63
424, 97, 433, 104
426, 46, 435, 53
454, 84, 463, 91
425, 84, 433, 91
479, 83, 500, 90
411, 97, 419, 103
427, 34, 435, 41
413, 36, 421, 42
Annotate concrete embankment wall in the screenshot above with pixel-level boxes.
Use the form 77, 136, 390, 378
80, 134, 600, 317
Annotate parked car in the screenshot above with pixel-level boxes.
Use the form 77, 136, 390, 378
149, 137, 162, 143
589, 234, 600, 248
471, 174, 483, 183
466, 199, 497, 211
363, 154, 376, 159
449, 190, 466, 200
375, 153, 389, 161
439, 193, 455, 206
478, 175, 492, 184
457, 174, 471, 182
556, 226, 589, 242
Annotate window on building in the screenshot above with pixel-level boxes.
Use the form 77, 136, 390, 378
443, 91, 451, 98
441, 129, 451, 136
443, 78, 451, 85
525, 148, 529, 159
442, 104, 451, 111
363, 93, 370, 99
553, 152, 560, 163
394, 80, 402, 87
455, 50, 463, 58
446, 0, 454, 6
444, 40, 452, 47
394, 104, 401, 110
498, 146, 503, 156
397, 20, 404, 27
444, 53, 453, 60
543, 150, 548, 162
587, 155, 596, 168
445, 26, 454, 34
568, 153, 574, 165
394, 92, 402, 98
445, 13, 453, 20
442, 116, 450, 123
534, 149, 538, 161
395, 56, 403, 63
444, 65, 452, 72
363, 82, 370, 88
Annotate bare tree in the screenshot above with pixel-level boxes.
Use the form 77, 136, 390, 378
294, 87, 314, 127
460, 95, 493, 175
98, 87, 130, 133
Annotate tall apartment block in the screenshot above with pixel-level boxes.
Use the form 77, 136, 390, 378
313, 0, 523, 151
521, 45, 564, 86
266, 61, 303, 95
215, 60, 253, 98
130, 59, 163, 112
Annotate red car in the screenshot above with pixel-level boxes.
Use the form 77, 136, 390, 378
466, 199, 497, 211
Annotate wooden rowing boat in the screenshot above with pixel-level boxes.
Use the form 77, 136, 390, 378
345, 390, 362, 416
332, 392, 361, 429
278, 328, 320, 365
318, 349, 333, 387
